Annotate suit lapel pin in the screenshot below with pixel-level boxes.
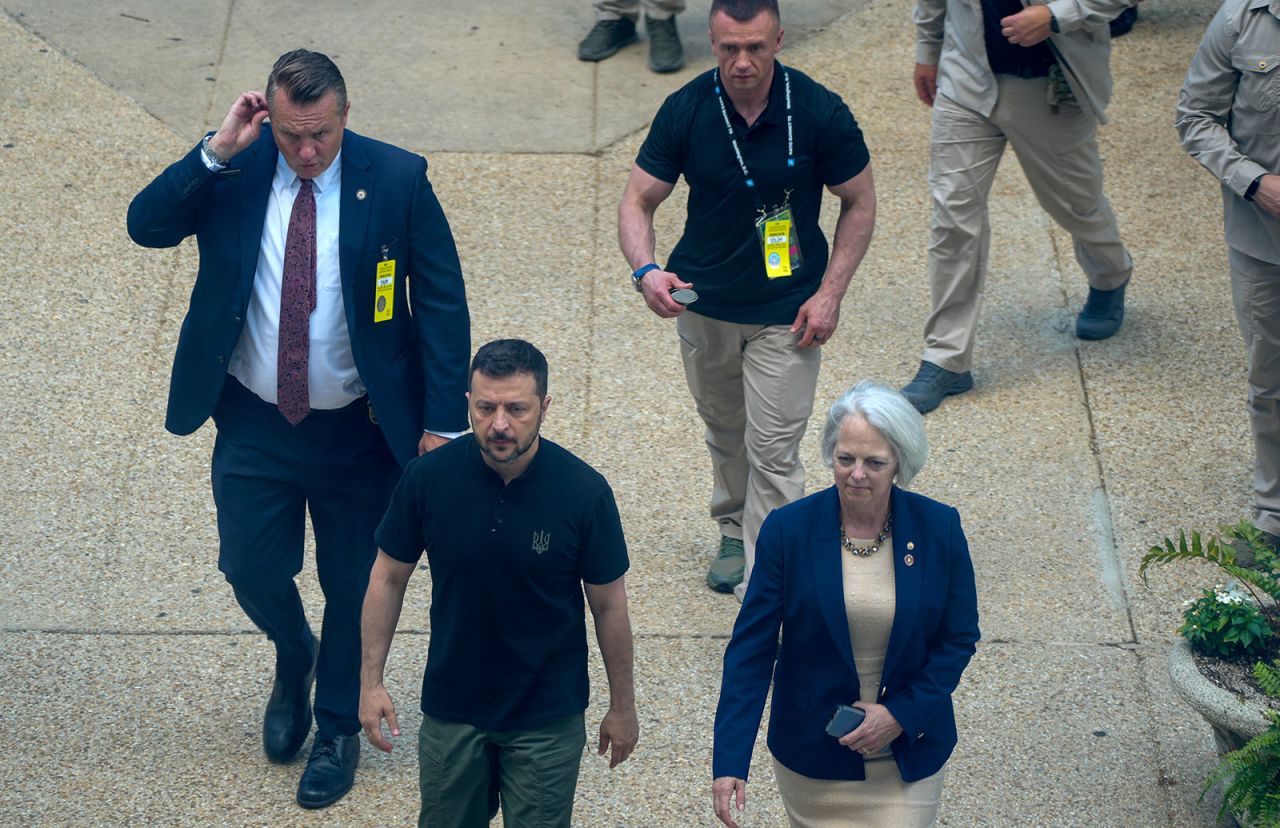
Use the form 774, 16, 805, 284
356, 188, 367, 201
904, 553, 915, 567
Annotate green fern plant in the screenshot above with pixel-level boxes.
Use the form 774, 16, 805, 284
1139, 521, 1280, 643
1204, 660, 1280, 825
1258, 659, 1280, 699
1141, 522, 1280, 824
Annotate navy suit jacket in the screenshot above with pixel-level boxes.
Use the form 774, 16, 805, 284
127, 127, 470, 468
713, 485, 980, 783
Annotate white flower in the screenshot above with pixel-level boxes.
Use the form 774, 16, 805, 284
1213, 582, 1249, 606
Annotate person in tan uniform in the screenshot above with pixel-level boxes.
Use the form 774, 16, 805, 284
900, 0, 1136, 413
578, 0, 687, 73
1176, 0, 1280, 551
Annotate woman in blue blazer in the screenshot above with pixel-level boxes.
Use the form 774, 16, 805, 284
712, 381, 979, 827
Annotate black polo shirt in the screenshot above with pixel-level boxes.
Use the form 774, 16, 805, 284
375, 434, 629, 732
637, 62, 870, 325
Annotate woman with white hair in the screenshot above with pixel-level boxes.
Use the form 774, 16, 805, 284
711, 381, 979, 827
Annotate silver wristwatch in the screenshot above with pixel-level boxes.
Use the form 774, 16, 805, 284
201, 135, 229, 167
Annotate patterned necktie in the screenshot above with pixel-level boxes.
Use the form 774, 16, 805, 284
277, 178, 316, 426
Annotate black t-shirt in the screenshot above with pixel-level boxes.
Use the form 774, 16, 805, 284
375, 434, 629, 732
637, 62, 870, 325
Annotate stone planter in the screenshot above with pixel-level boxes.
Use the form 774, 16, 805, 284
1169, 638, 1270, 752
1168, 638, 1272, 826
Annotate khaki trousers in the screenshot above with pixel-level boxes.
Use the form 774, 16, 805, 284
1230, 247, 1280, 535
922, 77, 1133, 373
677, 312, 821, 590
594, 0, 684, 20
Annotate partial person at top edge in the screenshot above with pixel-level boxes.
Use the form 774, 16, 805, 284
579, 0, 687, 73
899, 0, 1136, 414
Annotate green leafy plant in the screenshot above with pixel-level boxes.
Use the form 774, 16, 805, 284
1205, 659, 1280, 825
1139, 521, 1280, 653
1140, 521, 1280, 825
1180, 584, 1274, 659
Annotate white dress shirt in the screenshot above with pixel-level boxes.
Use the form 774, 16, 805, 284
225, 152, 365, 409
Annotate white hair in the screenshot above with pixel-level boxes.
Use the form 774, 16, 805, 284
820, 380, 928, 487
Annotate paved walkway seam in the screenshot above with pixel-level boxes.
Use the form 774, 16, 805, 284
202, 0, 236, 132
1074, 346, 1138, 642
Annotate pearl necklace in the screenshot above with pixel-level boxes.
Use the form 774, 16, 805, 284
840, 510, 892, 557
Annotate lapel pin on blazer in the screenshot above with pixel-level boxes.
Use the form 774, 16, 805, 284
356, 188, 367, 200
904, 542, 915, 566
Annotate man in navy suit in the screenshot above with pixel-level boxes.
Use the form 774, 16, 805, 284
127, 49, 470, 809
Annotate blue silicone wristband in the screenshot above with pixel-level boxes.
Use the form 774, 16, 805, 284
632, 263, 661, 279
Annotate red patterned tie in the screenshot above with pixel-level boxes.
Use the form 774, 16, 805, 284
277, 178, 316, 426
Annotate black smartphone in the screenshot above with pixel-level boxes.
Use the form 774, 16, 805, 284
824, 704, 866, 738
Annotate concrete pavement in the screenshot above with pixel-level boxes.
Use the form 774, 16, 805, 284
0, 0, 1247, 824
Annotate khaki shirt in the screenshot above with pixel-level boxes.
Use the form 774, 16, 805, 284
914, 0, 1131, 123
1176, 0, 1280, 263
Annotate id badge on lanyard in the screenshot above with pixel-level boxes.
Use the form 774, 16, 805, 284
756, 203, 803, 279
716, 64, 803, 280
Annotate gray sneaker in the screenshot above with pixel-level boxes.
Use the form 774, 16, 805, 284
901, 360, 973, 414
707, 536, 744, 593
578, 18, 638, 61
645, 15, 684, 73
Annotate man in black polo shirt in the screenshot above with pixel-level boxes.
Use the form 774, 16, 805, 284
618, 0, 875, 600
359, 339, 637, 828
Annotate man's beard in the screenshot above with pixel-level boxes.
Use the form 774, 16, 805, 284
476, 416, 542, 465
479, 432, 536, 464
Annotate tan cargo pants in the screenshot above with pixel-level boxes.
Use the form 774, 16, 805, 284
922, 75, 1133, 373
677, 311, 822, 593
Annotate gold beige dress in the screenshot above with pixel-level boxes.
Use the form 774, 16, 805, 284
772, 532, 945, 827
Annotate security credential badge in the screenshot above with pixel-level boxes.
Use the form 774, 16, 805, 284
757, 206, 802, 279
375, 249, 394, 323
715, 63, 803, 281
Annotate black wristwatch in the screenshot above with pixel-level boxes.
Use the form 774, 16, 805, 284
1245, 174, 1265, 202
1049, 11, 1060, 32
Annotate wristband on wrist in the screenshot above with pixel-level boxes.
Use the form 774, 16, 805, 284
631, 262, 660, 293
1049, 11, 1060, 32
1245, 174, 1264, 202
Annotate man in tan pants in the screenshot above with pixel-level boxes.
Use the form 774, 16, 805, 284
901, 0, 1135, 414
1176, 0, 1280, 552
618, 0, 876, 599
578, 0, 687, 73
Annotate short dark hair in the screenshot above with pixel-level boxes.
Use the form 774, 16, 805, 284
469, 339, 548, 399
709, 0, 780, 23
266, 49, 347, 112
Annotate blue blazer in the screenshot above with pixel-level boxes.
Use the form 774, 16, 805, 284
126, 127, 471, 468
713, 485, 980, 783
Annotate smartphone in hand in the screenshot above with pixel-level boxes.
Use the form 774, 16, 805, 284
824, 704, 866, 738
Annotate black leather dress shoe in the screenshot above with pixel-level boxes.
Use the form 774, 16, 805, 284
263, 638, 318, 763
296, 733, 360, 809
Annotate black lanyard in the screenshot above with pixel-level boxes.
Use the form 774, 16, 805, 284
713, 63, 793, 210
